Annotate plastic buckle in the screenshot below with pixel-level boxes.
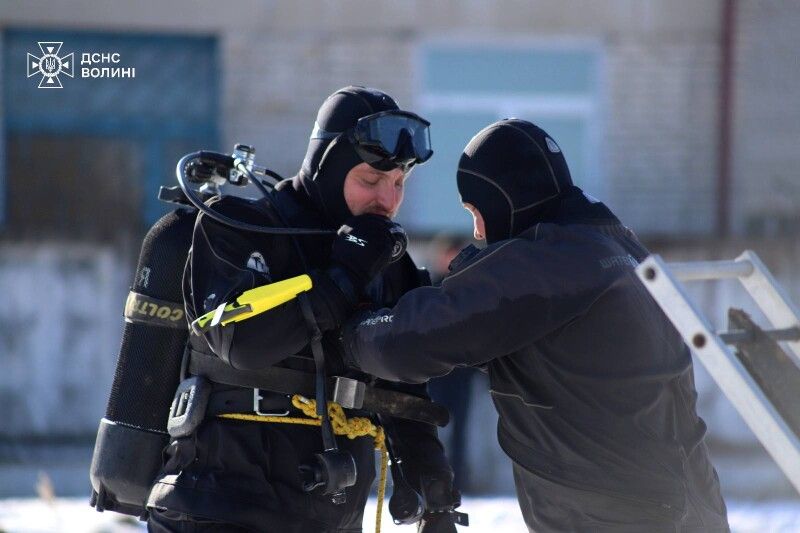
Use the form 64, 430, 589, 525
253, 388, 290, 416
167, 376, 212, 438
452, 510, 470, 527
332, 376, 365, 409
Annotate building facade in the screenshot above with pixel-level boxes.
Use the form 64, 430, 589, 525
0, 0, 798, 497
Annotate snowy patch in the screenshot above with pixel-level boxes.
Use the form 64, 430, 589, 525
0, 497, 799, 533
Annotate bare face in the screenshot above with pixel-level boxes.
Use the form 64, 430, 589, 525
463, 202, 486, 241
343, 162, 406, 218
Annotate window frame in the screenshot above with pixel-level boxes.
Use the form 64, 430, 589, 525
407, 36, 607, 234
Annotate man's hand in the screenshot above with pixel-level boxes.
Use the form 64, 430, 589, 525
331, 214, 404, 289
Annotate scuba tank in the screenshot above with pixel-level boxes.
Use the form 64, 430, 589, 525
89, 206, 196, 518
88, 144, 305, 519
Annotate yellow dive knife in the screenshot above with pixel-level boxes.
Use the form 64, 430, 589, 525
191, 274, 312, 335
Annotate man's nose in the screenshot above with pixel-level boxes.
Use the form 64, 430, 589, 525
376, 182, 399, 213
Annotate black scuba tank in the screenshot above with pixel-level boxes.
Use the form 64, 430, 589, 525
89, 207, 195, 518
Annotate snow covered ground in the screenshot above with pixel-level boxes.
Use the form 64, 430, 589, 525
1, 497, 799, 533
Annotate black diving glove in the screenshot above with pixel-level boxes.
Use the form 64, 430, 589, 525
418, 512, 458, 533
308, 214, 406, 331
417, 473, 468, 533
330, 214, 405, 289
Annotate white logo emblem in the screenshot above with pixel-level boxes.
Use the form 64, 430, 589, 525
137, 267, 151, 289
360, 314, 394, 327
27, 42, 74, 89
247, 251, 269, 276
344, 234, 367, 247
545, 137, 561, 153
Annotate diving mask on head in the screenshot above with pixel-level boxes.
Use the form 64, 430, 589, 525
312, 110, 433, 172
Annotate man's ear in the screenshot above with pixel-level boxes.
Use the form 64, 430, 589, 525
463, 203, 485, 241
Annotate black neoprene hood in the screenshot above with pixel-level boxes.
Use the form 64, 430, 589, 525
457, 119, 574, 243
297, 86, 400, 227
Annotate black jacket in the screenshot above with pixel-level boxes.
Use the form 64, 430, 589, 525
344, 195, 728, 530
147, 183, 451, 532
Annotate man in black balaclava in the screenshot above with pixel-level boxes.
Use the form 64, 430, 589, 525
342, 119, 730, 532
146, 87, 462, 533
456, 119, 575, 243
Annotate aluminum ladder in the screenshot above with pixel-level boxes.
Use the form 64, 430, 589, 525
636, 250, 800, 494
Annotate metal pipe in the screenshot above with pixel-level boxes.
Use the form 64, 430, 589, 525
716, 0, 737, 237
668, 259, 753, 281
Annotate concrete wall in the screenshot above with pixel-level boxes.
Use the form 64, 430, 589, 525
605, 15, 720, 235
0, 245, 127, 438
0, 31, 4, 225
730, 0, 800, 235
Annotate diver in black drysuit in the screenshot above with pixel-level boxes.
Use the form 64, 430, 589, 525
146, 87, 461, 533
340, 119, 730, 532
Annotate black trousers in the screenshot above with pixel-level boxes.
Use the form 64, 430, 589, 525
148, 509, 254, 532
147, 419, 376, 533
512, 463, 730, 533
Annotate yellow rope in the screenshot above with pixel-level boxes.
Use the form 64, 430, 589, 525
218, 394, 388, 533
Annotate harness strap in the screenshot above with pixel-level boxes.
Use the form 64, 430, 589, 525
297, 293, 340, 475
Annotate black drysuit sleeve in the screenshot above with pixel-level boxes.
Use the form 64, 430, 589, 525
371, 269, 454, 497
342, 237, 601, 384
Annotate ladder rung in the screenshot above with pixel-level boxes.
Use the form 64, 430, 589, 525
668, 260, 754, 281
718, 327, 800, 345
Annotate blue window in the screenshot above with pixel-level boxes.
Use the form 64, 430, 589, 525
402, 42, 603, 235
1, 29, 219, 233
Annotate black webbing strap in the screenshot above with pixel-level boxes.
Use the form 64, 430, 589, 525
188, 350, 449, 427
297, 293, 338, 451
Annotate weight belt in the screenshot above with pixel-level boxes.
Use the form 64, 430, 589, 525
188, 349, 449, 427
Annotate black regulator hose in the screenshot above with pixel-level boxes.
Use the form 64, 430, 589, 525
175, 151, 334, 236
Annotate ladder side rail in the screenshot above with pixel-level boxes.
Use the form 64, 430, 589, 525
735, 251, 800, 366
637, 255, 800, 495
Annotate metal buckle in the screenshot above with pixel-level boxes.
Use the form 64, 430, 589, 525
253, 388, 290, 416
332, 376, 365, 409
